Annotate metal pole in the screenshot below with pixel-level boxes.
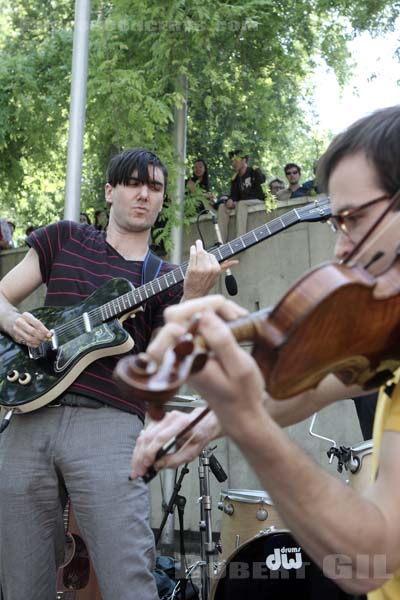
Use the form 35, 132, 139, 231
170, 73, 188, 264
64, 0, 91, 221
160, 74, 188, 546
198, 451, 215, 600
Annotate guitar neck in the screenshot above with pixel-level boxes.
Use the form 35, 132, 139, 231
82, 200, 329, 327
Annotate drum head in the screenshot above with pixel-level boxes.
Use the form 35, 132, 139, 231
212, 530, 350, 600
220, 489, 273, 504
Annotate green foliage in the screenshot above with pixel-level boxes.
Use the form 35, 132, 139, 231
0, 0, 398, 248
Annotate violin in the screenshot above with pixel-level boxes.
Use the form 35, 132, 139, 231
115, 258, 400, 423
113, 195, 400, 481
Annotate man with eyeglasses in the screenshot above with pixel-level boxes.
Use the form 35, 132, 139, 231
132, 105, 400, 599
277, 162, 309, 202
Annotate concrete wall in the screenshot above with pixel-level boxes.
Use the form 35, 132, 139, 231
0, 247, 46, 310
0, 201, 364, 537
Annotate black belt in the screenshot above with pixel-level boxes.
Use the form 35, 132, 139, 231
49, 393, 104, 409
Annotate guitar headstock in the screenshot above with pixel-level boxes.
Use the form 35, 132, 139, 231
297, 197, 331, 223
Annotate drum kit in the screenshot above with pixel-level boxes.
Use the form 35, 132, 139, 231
161, 401, 373, 600
51, 398, 373, 599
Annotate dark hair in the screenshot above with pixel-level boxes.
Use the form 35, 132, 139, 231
94, 208, 108, 231
106, 148, 168, 196
317, 105, 400, 195
269, 178, 285, 186
79, 212, 91, 225
228, 149, 249, 160
193, 159, 209, 191
284, 163, 301, 175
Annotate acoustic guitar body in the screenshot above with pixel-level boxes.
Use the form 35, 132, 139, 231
57, 504, 102, 600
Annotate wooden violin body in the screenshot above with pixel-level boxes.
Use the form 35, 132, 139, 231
251, 260, 400, 398
114, 258, 400, 418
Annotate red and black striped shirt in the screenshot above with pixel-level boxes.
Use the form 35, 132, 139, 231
27, 220, 183, 420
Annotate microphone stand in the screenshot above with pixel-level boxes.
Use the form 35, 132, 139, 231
208, 210, 238, 296
155, 464, 190, 595
198, 447, 227, 600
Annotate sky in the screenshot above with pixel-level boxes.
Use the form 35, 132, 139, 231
313, 26, 400, 134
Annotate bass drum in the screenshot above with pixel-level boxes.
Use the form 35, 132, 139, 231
211, 529, 351, 600
218, 489, 285, 560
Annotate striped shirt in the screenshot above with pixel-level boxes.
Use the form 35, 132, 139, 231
27, 220, 183, 419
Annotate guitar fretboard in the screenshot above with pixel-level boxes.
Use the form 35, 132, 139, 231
45, 197, 329, 342
96, 199, 329, 321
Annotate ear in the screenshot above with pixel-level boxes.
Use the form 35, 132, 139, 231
105, 183, 113, 205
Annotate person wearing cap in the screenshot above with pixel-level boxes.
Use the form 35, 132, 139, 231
217, 150, 266, 242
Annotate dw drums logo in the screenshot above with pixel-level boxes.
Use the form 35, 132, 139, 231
266, 546, 303, 570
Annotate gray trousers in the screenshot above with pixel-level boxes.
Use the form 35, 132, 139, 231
0, 400, 158, 600
217, 198, 264, 243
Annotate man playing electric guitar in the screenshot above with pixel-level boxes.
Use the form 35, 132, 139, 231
0, 148, 230, 600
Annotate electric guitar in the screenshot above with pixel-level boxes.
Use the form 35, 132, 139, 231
0, 198, 331, 413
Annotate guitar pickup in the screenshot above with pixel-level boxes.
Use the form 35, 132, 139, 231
51, 332, 59, 350
83, 312, 92, 333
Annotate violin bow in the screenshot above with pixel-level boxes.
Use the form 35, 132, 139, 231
138, 407, 210, 483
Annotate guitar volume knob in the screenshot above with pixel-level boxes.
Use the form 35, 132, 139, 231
6, 370, 19, 382
18, 372, 32, 385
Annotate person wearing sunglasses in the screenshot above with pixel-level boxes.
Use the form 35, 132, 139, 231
132, 105, 400, 600
277, 162, 309, 202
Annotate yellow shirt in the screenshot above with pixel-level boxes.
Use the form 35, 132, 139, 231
368, 370, 400, 600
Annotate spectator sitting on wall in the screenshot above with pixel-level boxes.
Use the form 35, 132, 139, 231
276, 163, 309, 202
94, 208, 108, 231
269, 178, 285, 196
0, 218, 13, 250
80, 212, 92, 225
7, 221, 17, 248
217, 149, 266, 243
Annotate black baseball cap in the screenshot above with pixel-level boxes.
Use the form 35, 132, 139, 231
228, 149, 249, 160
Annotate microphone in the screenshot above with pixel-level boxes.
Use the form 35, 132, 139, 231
225, 272, 238, 296
209, 211, 238, 296
209, 452, 228, 482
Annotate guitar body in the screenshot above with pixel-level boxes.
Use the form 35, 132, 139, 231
0, 199, 331, 414
56, 504, 102, 600
0, 279, 135, 413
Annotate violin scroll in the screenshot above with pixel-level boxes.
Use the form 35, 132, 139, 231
114, 333, 209, 421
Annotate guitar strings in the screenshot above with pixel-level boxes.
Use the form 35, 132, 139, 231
47, 199, 331, 342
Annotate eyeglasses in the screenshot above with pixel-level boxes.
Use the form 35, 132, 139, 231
327, 194, 390, 238
285, 170, 298, 176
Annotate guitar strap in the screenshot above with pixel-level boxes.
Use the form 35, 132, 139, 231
141, 250, 163, 285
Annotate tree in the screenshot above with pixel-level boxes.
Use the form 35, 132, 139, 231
0, 0, 398, 246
